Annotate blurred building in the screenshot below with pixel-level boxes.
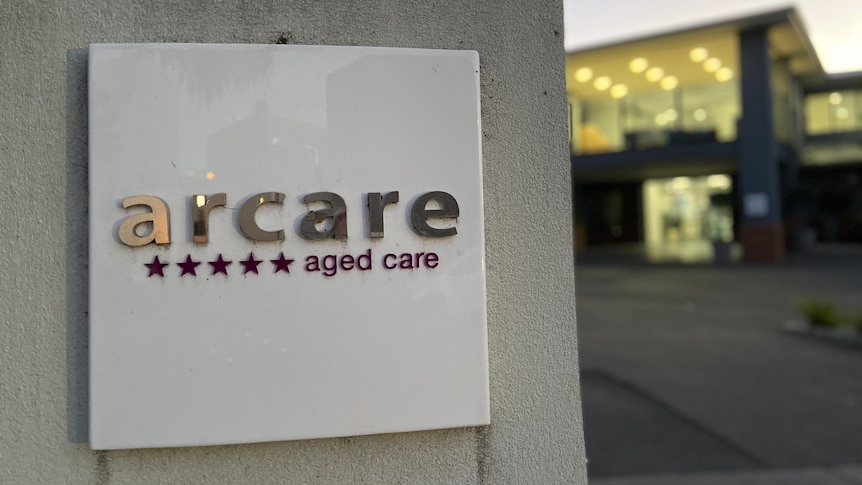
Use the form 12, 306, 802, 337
568, 8, 862, 263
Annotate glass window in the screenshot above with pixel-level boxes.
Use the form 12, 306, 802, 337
805, 90, 862, 135
623, 91, 675, 150
580, 98, 622, 154
680, 82, 739, 142
770, 61, 794, 144
568, 95, 581, 154
570, 80, 741, 155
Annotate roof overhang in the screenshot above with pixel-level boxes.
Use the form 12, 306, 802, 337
565, 7, 832, 99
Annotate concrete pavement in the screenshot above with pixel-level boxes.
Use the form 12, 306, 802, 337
591, 466, 862, 485
576, 245, 862, 482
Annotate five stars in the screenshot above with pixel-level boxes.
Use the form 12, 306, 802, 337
144, 252, 294, 278
240, 252, 263, 275
178, 255, 201, 277
271, 252, 295, 274
145, 255, 169, 277
209, 254, 232, 276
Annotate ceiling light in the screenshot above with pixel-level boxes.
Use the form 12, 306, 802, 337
693, 108, 707, 121
703, 58, 722, 73
715, 67, 733, 82
660, 76, 678, 91
828, 92, 843, 105
689, 47, 709, 63
707, 175, 731, 190
593, 76, 612, 91
574, 67, 593, 83
836, 107, 850, 120
629, 57, 649, 73
665, 109, 678, 121
645, 67, 664, 82
655, 113, 668, 126
671, 177, 692, 191
610, 84, 629, 98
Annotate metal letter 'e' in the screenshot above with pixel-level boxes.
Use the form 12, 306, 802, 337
410, 191, 459, 237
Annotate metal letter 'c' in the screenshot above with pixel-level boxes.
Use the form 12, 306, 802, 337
238, 192, 286, 242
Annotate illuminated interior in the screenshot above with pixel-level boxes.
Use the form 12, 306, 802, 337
566, 22, 820, 155
643, 174, 733, 243
806, 89, 862, 134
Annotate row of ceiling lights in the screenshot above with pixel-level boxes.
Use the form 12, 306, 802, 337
572, 47, 734, 98
689, 48, 734, 82
653, 107, 712, 126
828, 92, 852, 120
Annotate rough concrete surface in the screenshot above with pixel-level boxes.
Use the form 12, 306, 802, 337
0, 1, 585, 483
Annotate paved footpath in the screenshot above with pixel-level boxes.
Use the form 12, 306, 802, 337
576, 245, 862, 483
591, 466, 862, 485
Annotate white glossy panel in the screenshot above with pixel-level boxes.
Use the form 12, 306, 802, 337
88, 44, 488, 449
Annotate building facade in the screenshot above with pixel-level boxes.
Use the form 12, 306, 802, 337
568, 9, 862, 263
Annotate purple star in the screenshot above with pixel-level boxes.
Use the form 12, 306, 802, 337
178, 255, 201, 277
209, 254, 232, 276
145, 255, 168, 278
240, 252, 262, 275
271, 252, 294, 274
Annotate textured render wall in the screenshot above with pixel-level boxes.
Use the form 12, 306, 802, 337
0, 1, 586, 483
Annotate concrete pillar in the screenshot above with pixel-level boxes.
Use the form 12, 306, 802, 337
0, 1, 586, 483
738, 27, 785, 263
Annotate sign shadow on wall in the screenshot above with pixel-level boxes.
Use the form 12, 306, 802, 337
66, 48, 89, 444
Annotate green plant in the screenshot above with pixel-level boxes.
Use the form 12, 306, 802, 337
797, 298, 843, 328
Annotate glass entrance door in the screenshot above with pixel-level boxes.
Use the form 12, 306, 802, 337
642, 174, 734, 262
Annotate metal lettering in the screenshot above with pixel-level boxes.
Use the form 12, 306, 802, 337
300, 192, 347, 240
238, 192, 286, 242
117, 195, 171, 247
410, 191, 459, 237
191, 193, 226, 243
367, 191, 399, 238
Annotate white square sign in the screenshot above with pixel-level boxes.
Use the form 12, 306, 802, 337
88, 44, 488, 449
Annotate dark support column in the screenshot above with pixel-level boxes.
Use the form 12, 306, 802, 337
738, 27, 785, 263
